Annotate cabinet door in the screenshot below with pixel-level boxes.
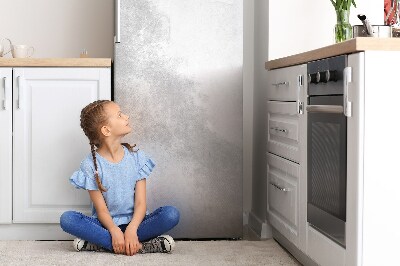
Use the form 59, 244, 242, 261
13, 67, 111, 223
0, 68, 12, 224
267, 153, 299, 246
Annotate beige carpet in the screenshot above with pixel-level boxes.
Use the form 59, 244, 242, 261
0, 240, 301, 265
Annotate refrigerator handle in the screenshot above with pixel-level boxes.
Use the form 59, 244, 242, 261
115, 0, 121, 43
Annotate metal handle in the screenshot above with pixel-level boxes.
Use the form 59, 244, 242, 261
306, 105, 343, 114
17, 76, 23, 109
115, 0, 121, 43
270, 181, 290, 192
272, 81, 289, 87
344, 67, 352, 117
270, 127, 288, 133
2, 77, 6, 110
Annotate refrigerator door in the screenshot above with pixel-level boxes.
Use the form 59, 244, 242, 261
114, 0, 243, 238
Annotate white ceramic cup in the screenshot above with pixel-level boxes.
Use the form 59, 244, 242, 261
11, 44, 34, 58
0, 38, 12, 57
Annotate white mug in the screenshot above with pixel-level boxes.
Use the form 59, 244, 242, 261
11, 44, 34, 58
0, 38, 12, 57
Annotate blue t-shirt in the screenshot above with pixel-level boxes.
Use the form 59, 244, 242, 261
70, 146, 155, 226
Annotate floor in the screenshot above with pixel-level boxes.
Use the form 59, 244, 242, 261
0, 239, 301, 266
0, 227, 302, 265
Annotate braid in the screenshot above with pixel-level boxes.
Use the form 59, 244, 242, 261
90, 143, 107, 192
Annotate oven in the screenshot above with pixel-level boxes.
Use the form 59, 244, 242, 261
306, 55, 347, 248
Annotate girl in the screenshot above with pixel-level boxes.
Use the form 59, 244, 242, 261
60, 100, 180, 256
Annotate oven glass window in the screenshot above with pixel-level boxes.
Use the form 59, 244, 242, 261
308, 113, 347, 221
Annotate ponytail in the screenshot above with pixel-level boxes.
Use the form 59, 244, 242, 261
90, 143, 107, 192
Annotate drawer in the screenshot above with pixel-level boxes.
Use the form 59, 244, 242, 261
267, 101, 299, 163
267, 153, 299, 244
266, 64, 306, 101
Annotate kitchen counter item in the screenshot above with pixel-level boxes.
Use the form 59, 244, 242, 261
353, 14, 392, 38
0, 58, 111, 67
265, 37, 400, 70
0, 38, 12, 57
353, 25, 392, 38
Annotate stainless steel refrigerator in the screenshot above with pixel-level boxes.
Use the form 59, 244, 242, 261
113, 0, 243, 238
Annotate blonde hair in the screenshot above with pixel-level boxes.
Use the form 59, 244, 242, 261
80, 100, 136, 192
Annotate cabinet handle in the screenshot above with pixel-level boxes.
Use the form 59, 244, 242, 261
269, 181, 290, 192
272, 81, 289, 87
270, 127, 288, 133
2, 77, 6, 110
17, 76, 23, 109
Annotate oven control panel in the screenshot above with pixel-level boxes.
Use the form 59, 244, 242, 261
307, 55, 347, 96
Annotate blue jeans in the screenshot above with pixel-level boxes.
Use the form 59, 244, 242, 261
60, 206, 180, 252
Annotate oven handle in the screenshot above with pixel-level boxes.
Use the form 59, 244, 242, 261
306, 105, 343, 114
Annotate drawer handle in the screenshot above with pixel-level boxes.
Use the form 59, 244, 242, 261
272, 81, 289, 87
270, 127, 288, 133
270, 181, 290, 192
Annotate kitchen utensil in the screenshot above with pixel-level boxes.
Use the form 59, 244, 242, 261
0, 38, 12, 57
357, 14, 374, 36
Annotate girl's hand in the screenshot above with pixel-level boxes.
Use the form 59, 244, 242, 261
124, 227, 141, 256
110, 227, 126, 254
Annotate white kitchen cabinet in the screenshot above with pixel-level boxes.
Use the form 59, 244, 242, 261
267, 47, 400, 266
0, 67, 110, 237
266, 64, 307, 253
0, 68, 12, 224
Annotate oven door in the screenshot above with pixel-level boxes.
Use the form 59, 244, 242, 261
306, 95, 347, 248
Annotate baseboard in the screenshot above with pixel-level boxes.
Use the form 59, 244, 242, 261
0, 224, 74, 240
248, 211, 272, 239
272, 228, 318, 266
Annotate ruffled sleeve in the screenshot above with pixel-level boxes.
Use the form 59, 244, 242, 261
70, 158, 99, 190
135, 150, 156, 180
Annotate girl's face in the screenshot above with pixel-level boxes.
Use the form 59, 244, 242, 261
101, 102, 132, 138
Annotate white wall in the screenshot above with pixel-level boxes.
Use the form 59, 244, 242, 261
268, 0, 383, 60
0, 0, 114, 58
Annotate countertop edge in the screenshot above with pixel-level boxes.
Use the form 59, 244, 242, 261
0, 58, 112, 67
265, 37, 400, 70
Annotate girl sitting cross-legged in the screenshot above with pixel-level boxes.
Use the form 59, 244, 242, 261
60, 100, 180, 256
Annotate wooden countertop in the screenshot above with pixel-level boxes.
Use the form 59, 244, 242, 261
265, 37, 400, 70
0, 58, 111, 67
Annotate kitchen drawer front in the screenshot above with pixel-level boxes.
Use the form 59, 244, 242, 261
267, 153, 299, 245
267, 101, 299, 163
266, 64, 306, 101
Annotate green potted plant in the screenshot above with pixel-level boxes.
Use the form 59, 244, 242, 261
331, 0, 357, 42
